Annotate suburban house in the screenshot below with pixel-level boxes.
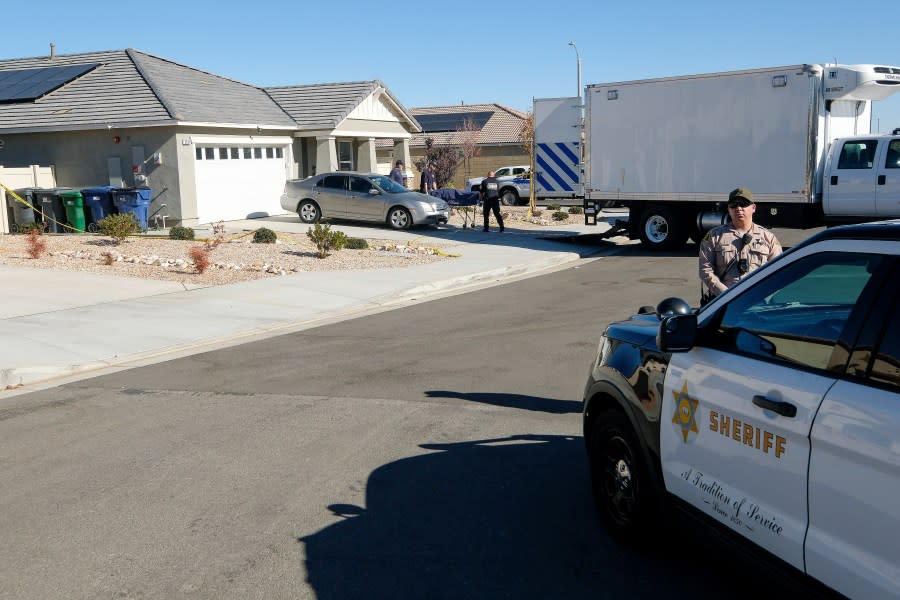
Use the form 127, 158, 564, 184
382, 103, 529, 189
0, 48, 420, 227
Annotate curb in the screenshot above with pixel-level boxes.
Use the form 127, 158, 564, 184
1, 250, 585, 393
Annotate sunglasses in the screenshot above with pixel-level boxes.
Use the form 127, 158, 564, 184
728, 201, 752, 208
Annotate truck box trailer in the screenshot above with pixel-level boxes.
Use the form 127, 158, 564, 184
559, 63, 900, 250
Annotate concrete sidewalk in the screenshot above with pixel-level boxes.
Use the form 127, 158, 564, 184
1, 216, 619, 393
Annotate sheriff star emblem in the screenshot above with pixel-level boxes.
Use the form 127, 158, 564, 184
671, 381, 699, 443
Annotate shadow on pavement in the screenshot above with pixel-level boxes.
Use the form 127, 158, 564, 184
299, 434, 777, 600
424, 390, 582, 414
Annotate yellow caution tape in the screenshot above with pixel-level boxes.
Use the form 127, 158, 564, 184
0, 180, 85, 234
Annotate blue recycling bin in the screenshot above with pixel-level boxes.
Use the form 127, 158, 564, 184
112, 187, 151, 231
81, 186, 118, 232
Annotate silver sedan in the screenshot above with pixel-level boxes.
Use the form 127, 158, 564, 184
280, 172, 450, 230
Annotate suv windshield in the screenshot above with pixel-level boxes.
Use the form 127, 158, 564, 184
368, 175, 407, 194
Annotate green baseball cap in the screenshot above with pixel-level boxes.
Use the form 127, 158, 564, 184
728, 187, 754, 206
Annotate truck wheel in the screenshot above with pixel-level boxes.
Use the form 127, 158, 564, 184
587, 408, 657, 540
500, 190, 519, 206
638, 206, 688, 251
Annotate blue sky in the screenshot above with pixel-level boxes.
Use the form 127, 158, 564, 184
4, 0, 899, 131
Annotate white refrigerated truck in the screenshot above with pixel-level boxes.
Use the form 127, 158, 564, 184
535, 63, 900, 250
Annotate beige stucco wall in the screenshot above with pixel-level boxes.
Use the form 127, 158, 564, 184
1, 125, 298, 226
0, 126, 181, 223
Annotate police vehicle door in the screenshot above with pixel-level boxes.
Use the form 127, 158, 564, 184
805, 257, 899, 600
660, 245, 885, 570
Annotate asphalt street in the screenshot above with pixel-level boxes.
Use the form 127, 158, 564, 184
0, 229, 823, 599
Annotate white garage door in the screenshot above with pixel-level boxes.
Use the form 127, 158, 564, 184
193, 141, 291, 224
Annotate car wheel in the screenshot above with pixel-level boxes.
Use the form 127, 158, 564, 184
298, 200, 320, 224
588, 408, 656, 540
387, 207, 412, 230
500, 190, 519, 206
638, 205, 688, 251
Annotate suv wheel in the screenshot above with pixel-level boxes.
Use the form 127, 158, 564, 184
588, 408, 656, 540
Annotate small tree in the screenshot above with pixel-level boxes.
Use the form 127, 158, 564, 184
519, 112, 536, 215
457, 117, 482, 183
413, 138, 459, 189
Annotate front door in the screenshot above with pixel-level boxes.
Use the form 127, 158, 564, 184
346, 175, 385, 221
876, 137, 900, 217
337, 141, 353, 171
661, 249, 884, 570
825, 139, 879, 217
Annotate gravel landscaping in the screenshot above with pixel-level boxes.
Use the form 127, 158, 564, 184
0, 205, 576, 287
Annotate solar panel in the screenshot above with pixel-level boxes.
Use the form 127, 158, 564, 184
0, 63, 100, 104
416, 111, 493, 133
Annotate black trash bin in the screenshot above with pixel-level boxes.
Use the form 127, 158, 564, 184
81, 186, 118, 232
10, 188, 38, 233
34, 188, 71, 233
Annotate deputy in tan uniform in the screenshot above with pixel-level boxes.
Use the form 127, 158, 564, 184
699, 188, 782, 303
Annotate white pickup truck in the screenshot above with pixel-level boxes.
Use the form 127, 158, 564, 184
464, 165, 530, 206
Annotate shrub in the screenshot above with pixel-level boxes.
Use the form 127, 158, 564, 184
253, 227, 277, 244
169, 225, 195, 240
547, 203, 561, 211
568, 206, 583, 214
189, 246, 211, 274
344, 237, 369, 250
97, 213, 141, 244
25, 228, 47, 259
532, 209, 543, 217
18, 223, 43, 234
306, 223, 347, 258
552, 210, 569, 221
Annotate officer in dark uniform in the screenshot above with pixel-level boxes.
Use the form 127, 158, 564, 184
480, 170, 505, 233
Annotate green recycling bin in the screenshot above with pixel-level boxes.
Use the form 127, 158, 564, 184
59, 190, 85, 233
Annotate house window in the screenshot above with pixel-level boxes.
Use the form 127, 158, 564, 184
254, 147, 262, 159
195, 147, 202, 160
266, 147, 274, 159
230, 147, 240, 159
204, 147, 215, 160
219, 148, 229, 159
338, 140, 353, 171
243, 147, 252, 159
276, 147, 284, 159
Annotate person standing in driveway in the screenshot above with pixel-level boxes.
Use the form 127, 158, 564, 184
419, 162, 437, 194
699, 187, 781, 304
480, 170, 505, 233
389, 160, 405, 186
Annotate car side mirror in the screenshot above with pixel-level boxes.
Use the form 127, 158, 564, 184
368, 188, 380, 195
657, 313, 697, 352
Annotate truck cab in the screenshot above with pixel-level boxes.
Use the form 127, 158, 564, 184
823, 133, 900, 220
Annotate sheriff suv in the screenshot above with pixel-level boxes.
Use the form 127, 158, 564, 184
465, 165, 530, 205
583, 220, 900, 599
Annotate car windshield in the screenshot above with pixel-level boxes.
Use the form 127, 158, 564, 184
368, 175, 407, 194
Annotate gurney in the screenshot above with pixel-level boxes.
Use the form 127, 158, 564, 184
430, 189, 480, 228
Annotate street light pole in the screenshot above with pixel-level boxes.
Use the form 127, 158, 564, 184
568, 41, 582, 100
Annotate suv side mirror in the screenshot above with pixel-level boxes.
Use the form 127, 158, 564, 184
657, 313, 698, 352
